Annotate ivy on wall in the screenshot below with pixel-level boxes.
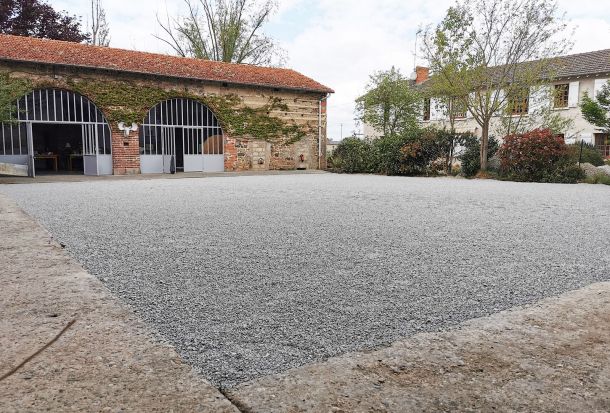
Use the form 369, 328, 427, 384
0, 72, 309, 143
0, 72, 33, 123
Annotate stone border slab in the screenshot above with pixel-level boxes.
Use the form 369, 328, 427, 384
0, 194, 239, 412
228, 282, 610, 412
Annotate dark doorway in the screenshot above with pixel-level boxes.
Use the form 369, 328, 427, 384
175, 128, 184, 171
32, 123, 83, 174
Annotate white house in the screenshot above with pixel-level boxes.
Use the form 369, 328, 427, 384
422, 50, 610, 158
365, 50, 610, 158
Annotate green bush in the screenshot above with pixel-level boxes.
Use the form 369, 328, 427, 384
459, 135, 500, 177
329, 137, 377, 173
568, 143, 605, 166
586, 172, 610, 185
330, 128, 450, 176
372, 133, 410, 175
395, 128, 445, 175
540, 162, 586, 184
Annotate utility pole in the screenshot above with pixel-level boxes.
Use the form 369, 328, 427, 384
410, 28, 423, 81
340, 123, 343, 140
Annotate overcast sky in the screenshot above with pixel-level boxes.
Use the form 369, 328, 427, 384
49, 0, 610, 140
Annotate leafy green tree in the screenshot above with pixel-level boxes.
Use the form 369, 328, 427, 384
356, 67, 421, 138
422, 0, 571, 172
157, 0, 284, 66
581, 80, 610, 133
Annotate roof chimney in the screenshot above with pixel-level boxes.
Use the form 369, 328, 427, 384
415, 66, 429, 84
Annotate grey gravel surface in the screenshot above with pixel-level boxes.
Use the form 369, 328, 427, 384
3, 174, 610, 388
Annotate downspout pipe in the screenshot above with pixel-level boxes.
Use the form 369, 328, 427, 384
318, 94, 328, 170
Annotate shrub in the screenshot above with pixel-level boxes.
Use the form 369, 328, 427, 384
395, 128, 445, 175
499, 129, 581, 183
459, 135, 500, 177
329, 137, 377, 173
330, 128, 481, 176
540, 163, 586, 184
586, 172, 610, 185
568, 143, 605, 166
373, 133, 410, 175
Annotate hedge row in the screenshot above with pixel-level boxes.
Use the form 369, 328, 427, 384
330, 128, 594, 184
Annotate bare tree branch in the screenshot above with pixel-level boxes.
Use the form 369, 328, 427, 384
156, 0, 284, 66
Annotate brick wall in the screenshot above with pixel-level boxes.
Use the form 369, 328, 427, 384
111, 126, 140, 175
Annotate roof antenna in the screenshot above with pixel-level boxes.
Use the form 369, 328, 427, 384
410, 28, 423, 81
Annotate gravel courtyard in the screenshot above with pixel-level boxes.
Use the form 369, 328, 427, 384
3, 174, 610, 388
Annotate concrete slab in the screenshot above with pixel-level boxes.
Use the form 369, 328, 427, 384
0, 194, 239, 412
227, 282, 610, 412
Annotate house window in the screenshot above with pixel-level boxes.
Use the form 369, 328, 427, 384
554, 84, 569, 108
423, 98, 431, 121
451, 98, 467, 119
508, 90, 529, 115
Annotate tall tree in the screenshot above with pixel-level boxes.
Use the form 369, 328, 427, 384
0, 0, 87, 42
356, 67, 421, 138
89, 0, 110, 46
581, 80, 610, 134
157, 0, 285, 66
422, 0, 570, 172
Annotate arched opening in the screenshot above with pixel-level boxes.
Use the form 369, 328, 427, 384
139, 98, 224, 173
0, 89, 112, 176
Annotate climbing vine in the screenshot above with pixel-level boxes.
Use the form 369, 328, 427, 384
67, 78, 308, 143
0, 72, 33, 123
0, 72, 309, 144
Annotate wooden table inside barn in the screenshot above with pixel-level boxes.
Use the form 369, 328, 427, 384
34, 154, 58, 172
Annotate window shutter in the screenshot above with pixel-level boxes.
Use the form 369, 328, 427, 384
529, 85, 550, 114
494, 89, 505, 116
568, 81, 580, 107
430, 98, 445, 121
594, 79, 608, 100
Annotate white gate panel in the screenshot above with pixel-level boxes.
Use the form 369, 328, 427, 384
140, 155, 164, 174
203, 155, 225, 172
98, 154, 113, 175
162, 127, 175, 174
184, 154, 203, 172
0, 155, 28, 165
83, 155, 98, 175
82, 124, 99, 176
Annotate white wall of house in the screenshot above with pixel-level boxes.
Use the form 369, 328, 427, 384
421, 77, 607, 145
363, 122, 383, 140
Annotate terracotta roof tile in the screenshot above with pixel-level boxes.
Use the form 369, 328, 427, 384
0, 34, 334, 94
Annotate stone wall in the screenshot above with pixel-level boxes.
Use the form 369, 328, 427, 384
0, 62, 329, 174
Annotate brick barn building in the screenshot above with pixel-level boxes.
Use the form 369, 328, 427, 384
0, 34, 333, 176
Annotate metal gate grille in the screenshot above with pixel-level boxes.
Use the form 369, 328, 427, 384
139, 98, 224, 173
0, 89, 112, 156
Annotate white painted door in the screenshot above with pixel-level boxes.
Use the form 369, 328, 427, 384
162, 127, 176, 174
82, 124, 99, 176
183, 128, 203, 172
